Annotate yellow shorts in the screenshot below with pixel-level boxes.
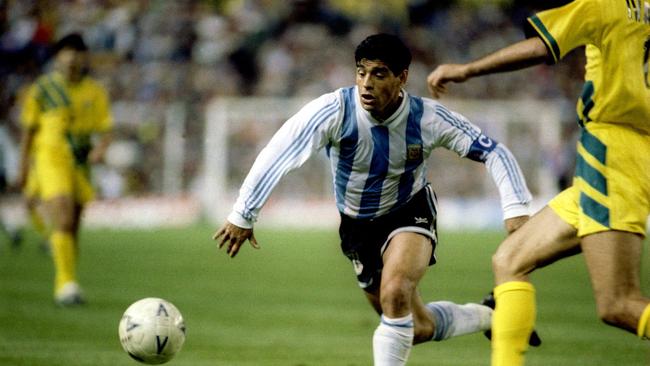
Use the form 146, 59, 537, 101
33, 146, 94, 204
549, 122, 650, 237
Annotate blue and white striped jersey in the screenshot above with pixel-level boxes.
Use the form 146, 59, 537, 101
227, 86, 531, 228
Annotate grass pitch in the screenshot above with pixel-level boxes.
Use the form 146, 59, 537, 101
0, 225, 648, 365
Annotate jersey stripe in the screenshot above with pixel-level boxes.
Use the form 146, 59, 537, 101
576, 153, 607, 195
335, 87, 358, 212
396, 96, 424, 207
579, 129, 606, 165
435, 105, 479, 139
358, 125, 390, 218
578, 81, 595, 126
243, 101, 339, 216
580, 191, 610, 227
36, 81, 59, 111
528, 15, 560, 62
494, 145, 528, 201
46, 75, 71, 106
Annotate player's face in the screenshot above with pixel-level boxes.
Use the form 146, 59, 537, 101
356, 59, 407, 121
56, 48, 89, 83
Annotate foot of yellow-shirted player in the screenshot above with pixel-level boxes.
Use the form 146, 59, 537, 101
491, 281, 536, 366
51, 230, 84, 305
638, 304, 650, 339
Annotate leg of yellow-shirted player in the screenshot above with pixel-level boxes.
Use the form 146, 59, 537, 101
638, 303, 650, 339
492, 281, 535, 366
30, 206, 48, 239
51, 231, 77, 294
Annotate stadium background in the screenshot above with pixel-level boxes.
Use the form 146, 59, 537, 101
0, 0, 584, 229
0, 1, 649, 366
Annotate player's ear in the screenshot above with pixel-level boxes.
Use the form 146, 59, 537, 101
398, 69, 408, 86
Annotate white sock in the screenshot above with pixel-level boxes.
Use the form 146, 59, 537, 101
426, 301, 492, 341
373, 314, 414, 366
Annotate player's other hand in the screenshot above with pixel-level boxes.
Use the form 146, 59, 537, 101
504, 215, 530, 235
426, 64, 470, 99
212, 222, 260, 258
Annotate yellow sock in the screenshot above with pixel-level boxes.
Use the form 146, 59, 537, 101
491, 281, 536, 366
29, 208, 48, 238
51, 231, 77, 294
638, 304, 650, 339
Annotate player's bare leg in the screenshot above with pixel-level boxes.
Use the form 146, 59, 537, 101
580, 230, 650, 338
371, 232, 430, 365
368, 231, 493, 364
491, 206, 579, 366
26, 196, 49, 252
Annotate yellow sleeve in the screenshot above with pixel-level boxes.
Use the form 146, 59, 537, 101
20, 84, 41, 130
525, 0, 603, 63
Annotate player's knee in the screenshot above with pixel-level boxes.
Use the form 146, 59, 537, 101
492, 235, 534, 281
492, 246, 518, 278
379, 276, 415, 314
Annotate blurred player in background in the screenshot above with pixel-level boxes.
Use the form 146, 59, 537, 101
215, 33, 532, 365
0, 124, 21, 249
427, 0, 650, 365
17, 33, 113, 306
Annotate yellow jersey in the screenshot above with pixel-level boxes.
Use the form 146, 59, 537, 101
21, 72, 113, 165
526, 0, 650, 132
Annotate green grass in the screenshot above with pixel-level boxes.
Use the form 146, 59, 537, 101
0, 226, 648, 365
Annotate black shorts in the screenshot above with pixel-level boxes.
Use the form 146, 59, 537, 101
338, 185, 438, 291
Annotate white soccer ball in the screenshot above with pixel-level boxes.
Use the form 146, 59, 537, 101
118, 298, 186, 364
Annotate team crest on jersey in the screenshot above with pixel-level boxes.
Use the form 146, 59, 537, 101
407, 144, 423, 161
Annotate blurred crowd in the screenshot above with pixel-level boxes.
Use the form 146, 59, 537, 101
0, 0, 582, 198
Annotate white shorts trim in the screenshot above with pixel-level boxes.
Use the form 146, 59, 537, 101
379, 226, 437, 256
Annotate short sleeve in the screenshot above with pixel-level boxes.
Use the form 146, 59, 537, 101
20, 85, 40, 130
525, 0, 603, 63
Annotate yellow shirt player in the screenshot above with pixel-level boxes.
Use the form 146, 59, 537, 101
18, 33, 112, 306
427, 0, 650, 364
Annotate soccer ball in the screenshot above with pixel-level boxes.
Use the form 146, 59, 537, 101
118, 298, 186, 364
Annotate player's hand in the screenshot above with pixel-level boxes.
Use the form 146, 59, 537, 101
88, 149, 104, 164
212, 222, 260, 258
426, 64, 470, 99
15, 167, 28, 190
504, 215, 530, 234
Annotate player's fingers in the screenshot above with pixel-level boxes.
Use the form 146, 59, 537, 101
212, 228, 224, 241
427, 82, 436, 98
427, 77, 446, 99
249, 234, 260, 249
216, 232, 231, 249
426, 74, 438, 95
228, 240, 242, 258
429, 87, 440, 99
433, 84, 447, 98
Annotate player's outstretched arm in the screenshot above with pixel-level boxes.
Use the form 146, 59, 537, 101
427, 37, 550, 98
213, 221, 260, 258
16, 128, 36, 190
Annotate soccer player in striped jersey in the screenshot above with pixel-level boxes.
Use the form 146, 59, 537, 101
215, 33, 532, 365
428, 1, 650, 365
17, 33, 113, 306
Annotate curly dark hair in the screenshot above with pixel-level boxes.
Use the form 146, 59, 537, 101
354, 33, 411, 75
